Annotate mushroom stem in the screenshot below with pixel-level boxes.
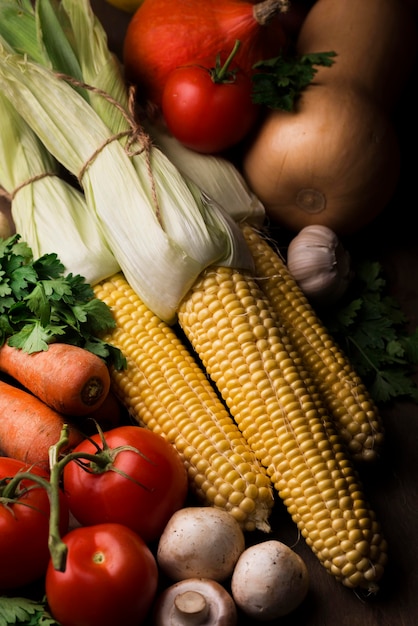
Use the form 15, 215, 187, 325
153, 578, 238, 626
174, 591, 209, 624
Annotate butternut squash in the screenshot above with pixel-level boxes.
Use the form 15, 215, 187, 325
242, 0, 417, 235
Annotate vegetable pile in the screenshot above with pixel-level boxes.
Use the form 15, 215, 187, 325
123, 0, 336, 154
123, 0, 290, 109
0, 0, 417, 624
242, 0, 418, 234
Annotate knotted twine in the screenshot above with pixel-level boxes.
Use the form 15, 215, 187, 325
0, 74, 161, 224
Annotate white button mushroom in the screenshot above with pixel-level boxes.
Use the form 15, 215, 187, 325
157, 507, 246, 582
231, 540, 309, 621
153, 578, 238, 626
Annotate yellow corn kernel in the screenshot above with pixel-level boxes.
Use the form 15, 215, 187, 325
178, 264, 387, 590
240, 223, 384, 463
94, 273, 274, 532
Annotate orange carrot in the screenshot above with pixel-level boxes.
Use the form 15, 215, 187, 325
0, 343, 111, 416
72, 391, 125, 435
0, 380, 84, 469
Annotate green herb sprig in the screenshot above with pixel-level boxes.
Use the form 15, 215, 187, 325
0, 234, 126, 370
0, 595, 58, 626
321, 259, 418, 404
251, 51, 337, 111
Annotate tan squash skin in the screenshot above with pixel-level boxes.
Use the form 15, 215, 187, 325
242, 0, 417, 235
297, 0, 417, 112
242, 83, 401, 235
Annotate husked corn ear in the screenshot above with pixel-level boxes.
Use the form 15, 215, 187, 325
93, 273, 274, 532
178, 265, 387, 590
241, 223, 384, 463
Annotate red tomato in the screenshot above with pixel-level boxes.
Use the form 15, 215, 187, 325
161, 60, 260, 153
0, 457, 69, 589
45, 523, 158, 626
63, 426, 188, 542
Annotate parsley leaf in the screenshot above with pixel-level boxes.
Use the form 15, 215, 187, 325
321, 259, 418, 404
252, 51, 337, 110
0, 596, 58, 626
0, 234, 126, 370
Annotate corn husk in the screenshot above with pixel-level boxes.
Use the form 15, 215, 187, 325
145, 120, 266, 227
0, 41, 252, 323
0, 86, 119, 283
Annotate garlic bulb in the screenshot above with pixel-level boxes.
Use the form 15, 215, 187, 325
286, 225, 351, 304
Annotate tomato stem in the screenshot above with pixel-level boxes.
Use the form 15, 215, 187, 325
1, 424, 159, 573
48, 425, 72, 571
212, 40, 241, 83
47, 424, 158, 570
0, 430, 71, 572
0, 471, 50, 501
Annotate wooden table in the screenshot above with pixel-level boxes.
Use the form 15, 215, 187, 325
0, 1, 413, 623
91, 1, 418, 624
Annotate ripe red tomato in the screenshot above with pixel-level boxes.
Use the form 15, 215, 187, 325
161, 60, 260, 153
63, 425, 188, 542
0, 457, 69, 589
45, 523, 158, 626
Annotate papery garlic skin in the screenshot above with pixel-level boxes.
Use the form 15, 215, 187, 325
286, 225, 351, 304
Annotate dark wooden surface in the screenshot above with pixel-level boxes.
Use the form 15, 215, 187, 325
91, 1, 418, 624
4, 1, 408, 623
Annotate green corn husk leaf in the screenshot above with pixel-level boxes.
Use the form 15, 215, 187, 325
0, 27, 119, 282
0, 82, 119, 284
41, 0, 252, 280
1, 0, 255, 284
0, 47, 252, 323
145, 119, 266, 227
0, 0, 47, 66
35, 0, 85, 86
56, 0, 264, 230
0, 0, 87, 94
0, 0, 259, 233
52, 0, 126, 124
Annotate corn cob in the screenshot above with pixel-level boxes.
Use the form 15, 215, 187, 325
93, 273, 274, 533
177, 264, 387, 590
240, 223, 384, 463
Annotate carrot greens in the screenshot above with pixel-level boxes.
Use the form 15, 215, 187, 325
0, 0, 253, 324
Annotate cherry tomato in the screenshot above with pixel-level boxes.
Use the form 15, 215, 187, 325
45, 522, 158, 626
161, 59, 260, 154
63, 425, 188, 543
0, 457, 69, 589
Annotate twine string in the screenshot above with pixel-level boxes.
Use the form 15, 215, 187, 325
2, 74, 161, 222
0, 185, 10, 201
55, 74, 160, 222
1, 172, 58, 202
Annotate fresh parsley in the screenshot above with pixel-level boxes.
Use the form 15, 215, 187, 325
320, 259, 418, 404
251, 51, 337, 111
0, 596, 58, 626
0, 234, 126, 370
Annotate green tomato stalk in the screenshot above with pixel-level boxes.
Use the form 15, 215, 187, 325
1, 423, 156, 572
210, 40, 242, 84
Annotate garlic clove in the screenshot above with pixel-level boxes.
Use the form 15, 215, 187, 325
286, 224, 352, 304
